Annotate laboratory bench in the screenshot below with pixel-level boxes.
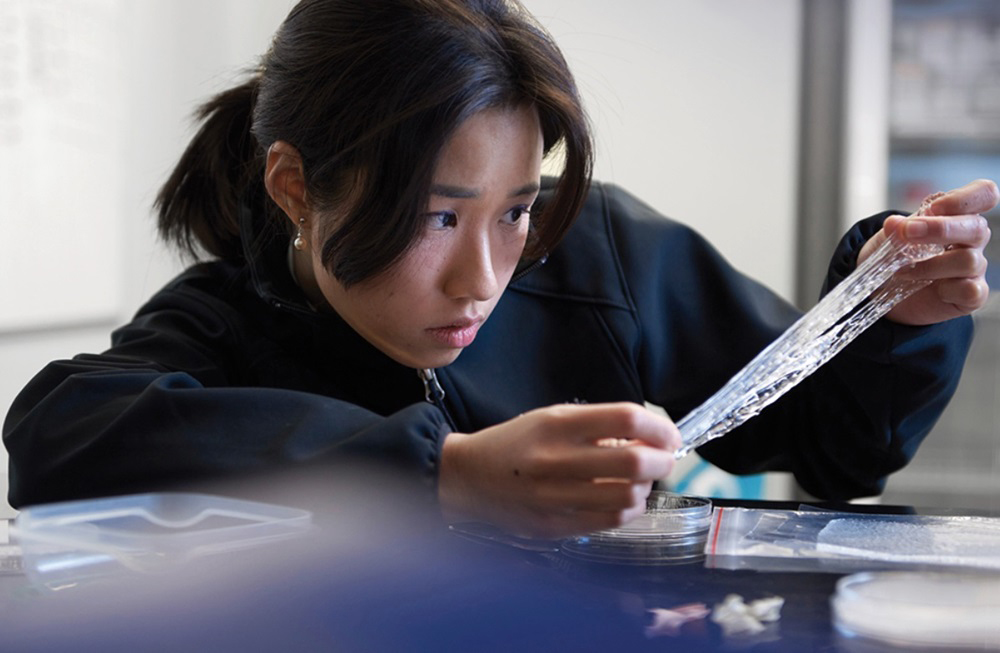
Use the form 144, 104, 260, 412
0, 474, 996, 653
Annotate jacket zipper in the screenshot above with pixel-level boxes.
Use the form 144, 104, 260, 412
418, 368, 457, 430
511, 253, 548, 282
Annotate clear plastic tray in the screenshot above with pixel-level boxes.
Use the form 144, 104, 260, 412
560, 492, 712, 564
832, 571, 1000, 650
11, 492, 312, 587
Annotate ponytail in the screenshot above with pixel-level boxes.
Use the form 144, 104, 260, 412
155, 0, 592, 283
155, 76, 261, 261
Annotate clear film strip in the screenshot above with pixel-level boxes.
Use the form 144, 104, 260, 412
675, 206, 943, 458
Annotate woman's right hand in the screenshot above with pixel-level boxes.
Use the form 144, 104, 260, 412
438, 402, 681, 538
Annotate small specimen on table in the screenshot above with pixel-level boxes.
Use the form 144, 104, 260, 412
710, 593, 785, 637
644, 602, 711, 637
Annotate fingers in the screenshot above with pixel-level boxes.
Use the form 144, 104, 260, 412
440, 403, 683, 538
933, 277, 990, 314
523, 403, 680, 482
863, 179, 995, 274
887, 214, 992, 249
567, 499, 649, 534
534, 402, 682, 451
555, 442, 675, 481
896, 243, 989, 282
520, 501, 648, 539
886, 275, 990, 326
539, 478, 651, 512
520, 480, 653, 538
924, 179, 999, 217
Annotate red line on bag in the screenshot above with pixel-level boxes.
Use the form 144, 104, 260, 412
708, 507, 725, 555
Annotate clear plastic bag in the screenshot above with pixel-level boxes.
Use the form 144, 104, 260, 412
705, 506, 1000, 573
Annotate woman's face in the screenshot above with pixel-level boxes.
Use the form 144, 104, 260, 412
311, 106, 544, 369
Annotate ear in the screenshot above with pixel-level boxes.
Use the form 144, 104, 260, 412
264, 141, 309, 228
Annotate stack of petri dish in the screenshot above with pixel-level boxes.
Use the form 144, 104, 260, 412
561, 492, 713, 565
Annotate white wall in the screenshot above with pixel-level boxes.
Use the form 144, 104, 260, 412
0, 0, 294, 515
1, 0, 803, 512
528, 0, 802, 299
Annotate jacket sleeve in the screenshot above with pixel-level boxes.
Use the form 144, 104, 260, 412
2, 280, 450, 509
605, 185, 972, 499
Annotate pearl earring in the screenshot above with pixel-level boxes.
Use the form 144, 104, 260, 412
293, 218, 306, 251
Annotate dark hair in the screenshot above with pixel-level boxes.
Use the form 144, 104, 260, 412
156, 0, 592, 286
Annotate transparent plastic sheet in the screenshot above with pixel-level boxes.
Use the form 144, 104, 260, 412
704, 507, 1000, 573
675, 203, 943, 457
0, 520, 22, 575
11, 493, 313, 589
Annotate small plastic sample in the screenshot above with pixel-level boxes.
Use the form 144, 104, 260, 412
645, 603, 711, 638
560, 492, 712, 564
711, 593, 784, 637
675, 199, 943, 458
832, 571, 1000, 649
11, 492, 312, 587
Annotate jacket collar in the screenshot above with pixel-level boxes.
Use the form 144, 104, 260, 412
239, 180, 316, 315
236, 181, 421, 392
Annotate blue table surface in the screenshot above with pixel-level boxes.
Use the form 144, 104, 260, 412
0, 484, 994, 653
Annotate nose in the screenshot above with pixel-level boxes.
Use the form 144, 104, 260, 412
442, 231, 500, 302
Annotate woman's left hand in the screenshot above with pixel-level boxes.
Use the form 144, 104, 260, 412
857, 179, 998, 326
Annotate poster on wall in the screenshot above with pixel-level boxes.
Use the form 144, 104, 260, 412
0, 0, 123, 332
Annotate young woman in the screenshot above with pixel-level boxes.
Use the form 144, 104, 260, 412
4, 0, 995, 537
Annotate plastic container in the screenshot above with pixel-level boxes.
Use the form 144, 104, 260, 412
560, 492, 713, 564
832, 571, 1000, 650
11, 492, 312, 587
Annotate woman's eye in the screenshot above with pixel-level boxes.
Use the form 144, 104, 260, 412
426, 210, 458, 229
504, 205, 531, 225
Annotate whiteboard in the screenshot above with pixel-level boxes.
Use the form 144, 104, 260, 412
0, 0, 124, 332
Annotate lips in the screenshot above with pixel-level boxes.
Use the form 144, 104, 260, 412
427, 316, 484, 348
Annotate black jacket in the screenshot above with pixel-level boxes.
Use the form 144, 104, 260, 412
3, 182, 972, 508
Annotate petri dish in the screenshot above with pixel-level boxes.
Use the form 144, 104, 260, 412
832, 571, 1000, 650
560, 492, 712, 565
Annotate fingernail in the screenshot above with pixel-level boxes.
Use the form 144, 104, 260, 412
905, 219, 928, 239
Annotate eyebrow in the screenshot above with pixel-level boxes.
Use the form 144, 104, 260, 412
429, 182, 540, 199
